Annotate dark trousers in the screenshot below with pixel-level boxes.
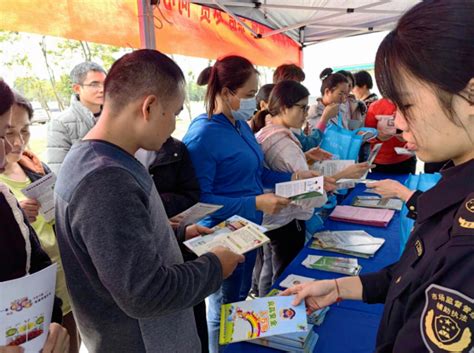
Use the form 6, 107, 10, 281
372, 157, 417, 174
254, 219, 306, 296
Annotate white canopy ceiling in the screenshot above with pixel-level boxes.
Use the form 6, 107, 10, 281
190, 0, 421, 46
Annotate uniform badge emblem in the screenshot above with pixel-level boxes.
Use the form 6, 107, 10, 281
466, 199, 474, 213
421, 284, 473, 352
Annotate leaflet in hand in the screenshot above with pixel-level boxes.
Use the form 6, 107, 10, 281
361, 143, 382, 179
311, 230, 385, 258
184, 215, 269, 256
21, 173, 56, 222
169, 202, 223, 225
310, 160, 354, 176
275, 176, 324, 201
375, 115, 396, 135
352, 195, 403, 211
219, 296, 308, 344
302, 255, 361, 275
0, 264, 57, 352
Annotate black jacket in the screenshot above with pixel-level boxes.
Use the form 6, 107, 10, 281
149, 137, 200, 218
360, 159, 474, 352
0, 185, 63, 323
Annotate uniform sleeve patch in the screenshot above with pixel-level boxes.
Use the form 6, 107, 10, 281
453, 197, 474, 235
421, 284, 473, 352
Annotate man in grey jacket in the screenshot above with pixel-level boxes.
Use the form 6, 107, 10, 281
54, 49, 244, 353
46, 61, 106, 174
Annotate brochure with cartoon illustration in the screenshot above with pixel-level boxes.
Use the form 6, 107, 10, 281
184, 215, 269, 256
219, 296, 307, 345
0, 264, 57, 352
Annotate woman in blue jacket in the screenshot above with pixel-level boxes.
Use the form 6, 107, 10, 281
184, 56, 321, 353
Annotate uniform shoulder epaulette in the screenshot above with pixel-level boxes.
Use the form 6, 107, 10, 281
452, 193, 474, 236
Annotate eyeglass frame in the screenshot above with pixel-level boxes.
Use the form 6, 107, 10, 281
293, 103, 310, 113
80, 81, 104, 90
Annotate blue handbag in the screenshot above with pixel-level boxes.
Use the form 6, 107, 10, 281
399, 173, 442, 254
320, 113, 377, 161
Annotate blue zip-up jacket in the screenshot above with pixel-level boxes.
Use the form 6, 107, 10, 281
183, 113, 292, 226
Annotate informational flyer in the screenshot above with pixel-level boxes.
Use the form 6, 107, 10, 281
0, 264, 57, 352
275, 177, 324, 201
21, 173, 56, 222
311, 160, 354, 176
169, 202, 223, 225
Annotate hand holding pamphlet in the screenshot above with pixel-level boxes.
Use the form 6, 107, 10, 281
219, 296, 308, 344
0, 264, 57, 352
310, 160, 354, 176
183, 215, 269, 256
275, 176, 324, 201
21, 173, 56, 222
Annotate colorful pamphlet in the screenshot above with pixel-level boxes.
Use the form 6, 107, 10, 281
21, 173, 56, 222
302, 255, 361, 275
183, 215, 269, 256
219, 296, 307, 345
275, 177, 324, 201
0, 264, 57, 352
169, 202, 223, 225
352, 195, 403, 211
329, 205, 395, 227
311, 230, 385, 258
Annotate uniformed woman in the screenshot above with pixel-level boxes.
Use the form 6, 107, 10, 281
282, 1, 474, 352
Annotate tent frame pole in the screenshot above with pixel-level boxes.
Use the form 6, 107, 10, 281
138, 0, 156, 49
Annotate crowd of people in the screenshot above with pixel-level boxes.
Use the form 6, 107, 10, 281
0, 1, 472, 353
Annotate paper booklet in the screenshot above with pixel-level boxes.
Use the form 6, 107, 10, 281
169, 202, 223, 225
310, 160, 354, 176
302, 255, 361, 276
329, 205, 395, 227
275, 176, 324, 201
21, 173, 56, 223
250, 324, 319, 353
352, 195, 403, 211
0, 264, 57, 352
311, 230, 385, 258
183, 215, 269, 256
219, 296, 308, 345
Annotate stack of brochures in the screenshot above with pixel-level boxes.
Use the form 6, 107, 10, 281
352, 195, 403, 211
219, 296, 308, 346
250, 324, 319, 353
329, 205, 395, 227
310, 230, 385, 258
302, 255, 362, 275
184, 215, 269, 256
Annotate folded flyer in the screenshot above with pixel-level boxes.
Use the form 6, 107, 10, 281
21, 173, 56, 222
169, 202, 223, 225
275, 176, 324, 201
302, 255, 361, 275
329, 205, 395, 227
183, 215, 269, 256
310, 160, 354, 176
219, 296, 308, 344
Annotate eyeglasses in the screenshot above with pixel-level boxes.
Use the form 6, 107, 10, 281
81, 82, 104, 90
294, 104, 310, 113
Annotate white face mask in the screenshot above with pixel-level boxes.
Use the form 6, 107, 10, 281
231, 96, 257, 121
